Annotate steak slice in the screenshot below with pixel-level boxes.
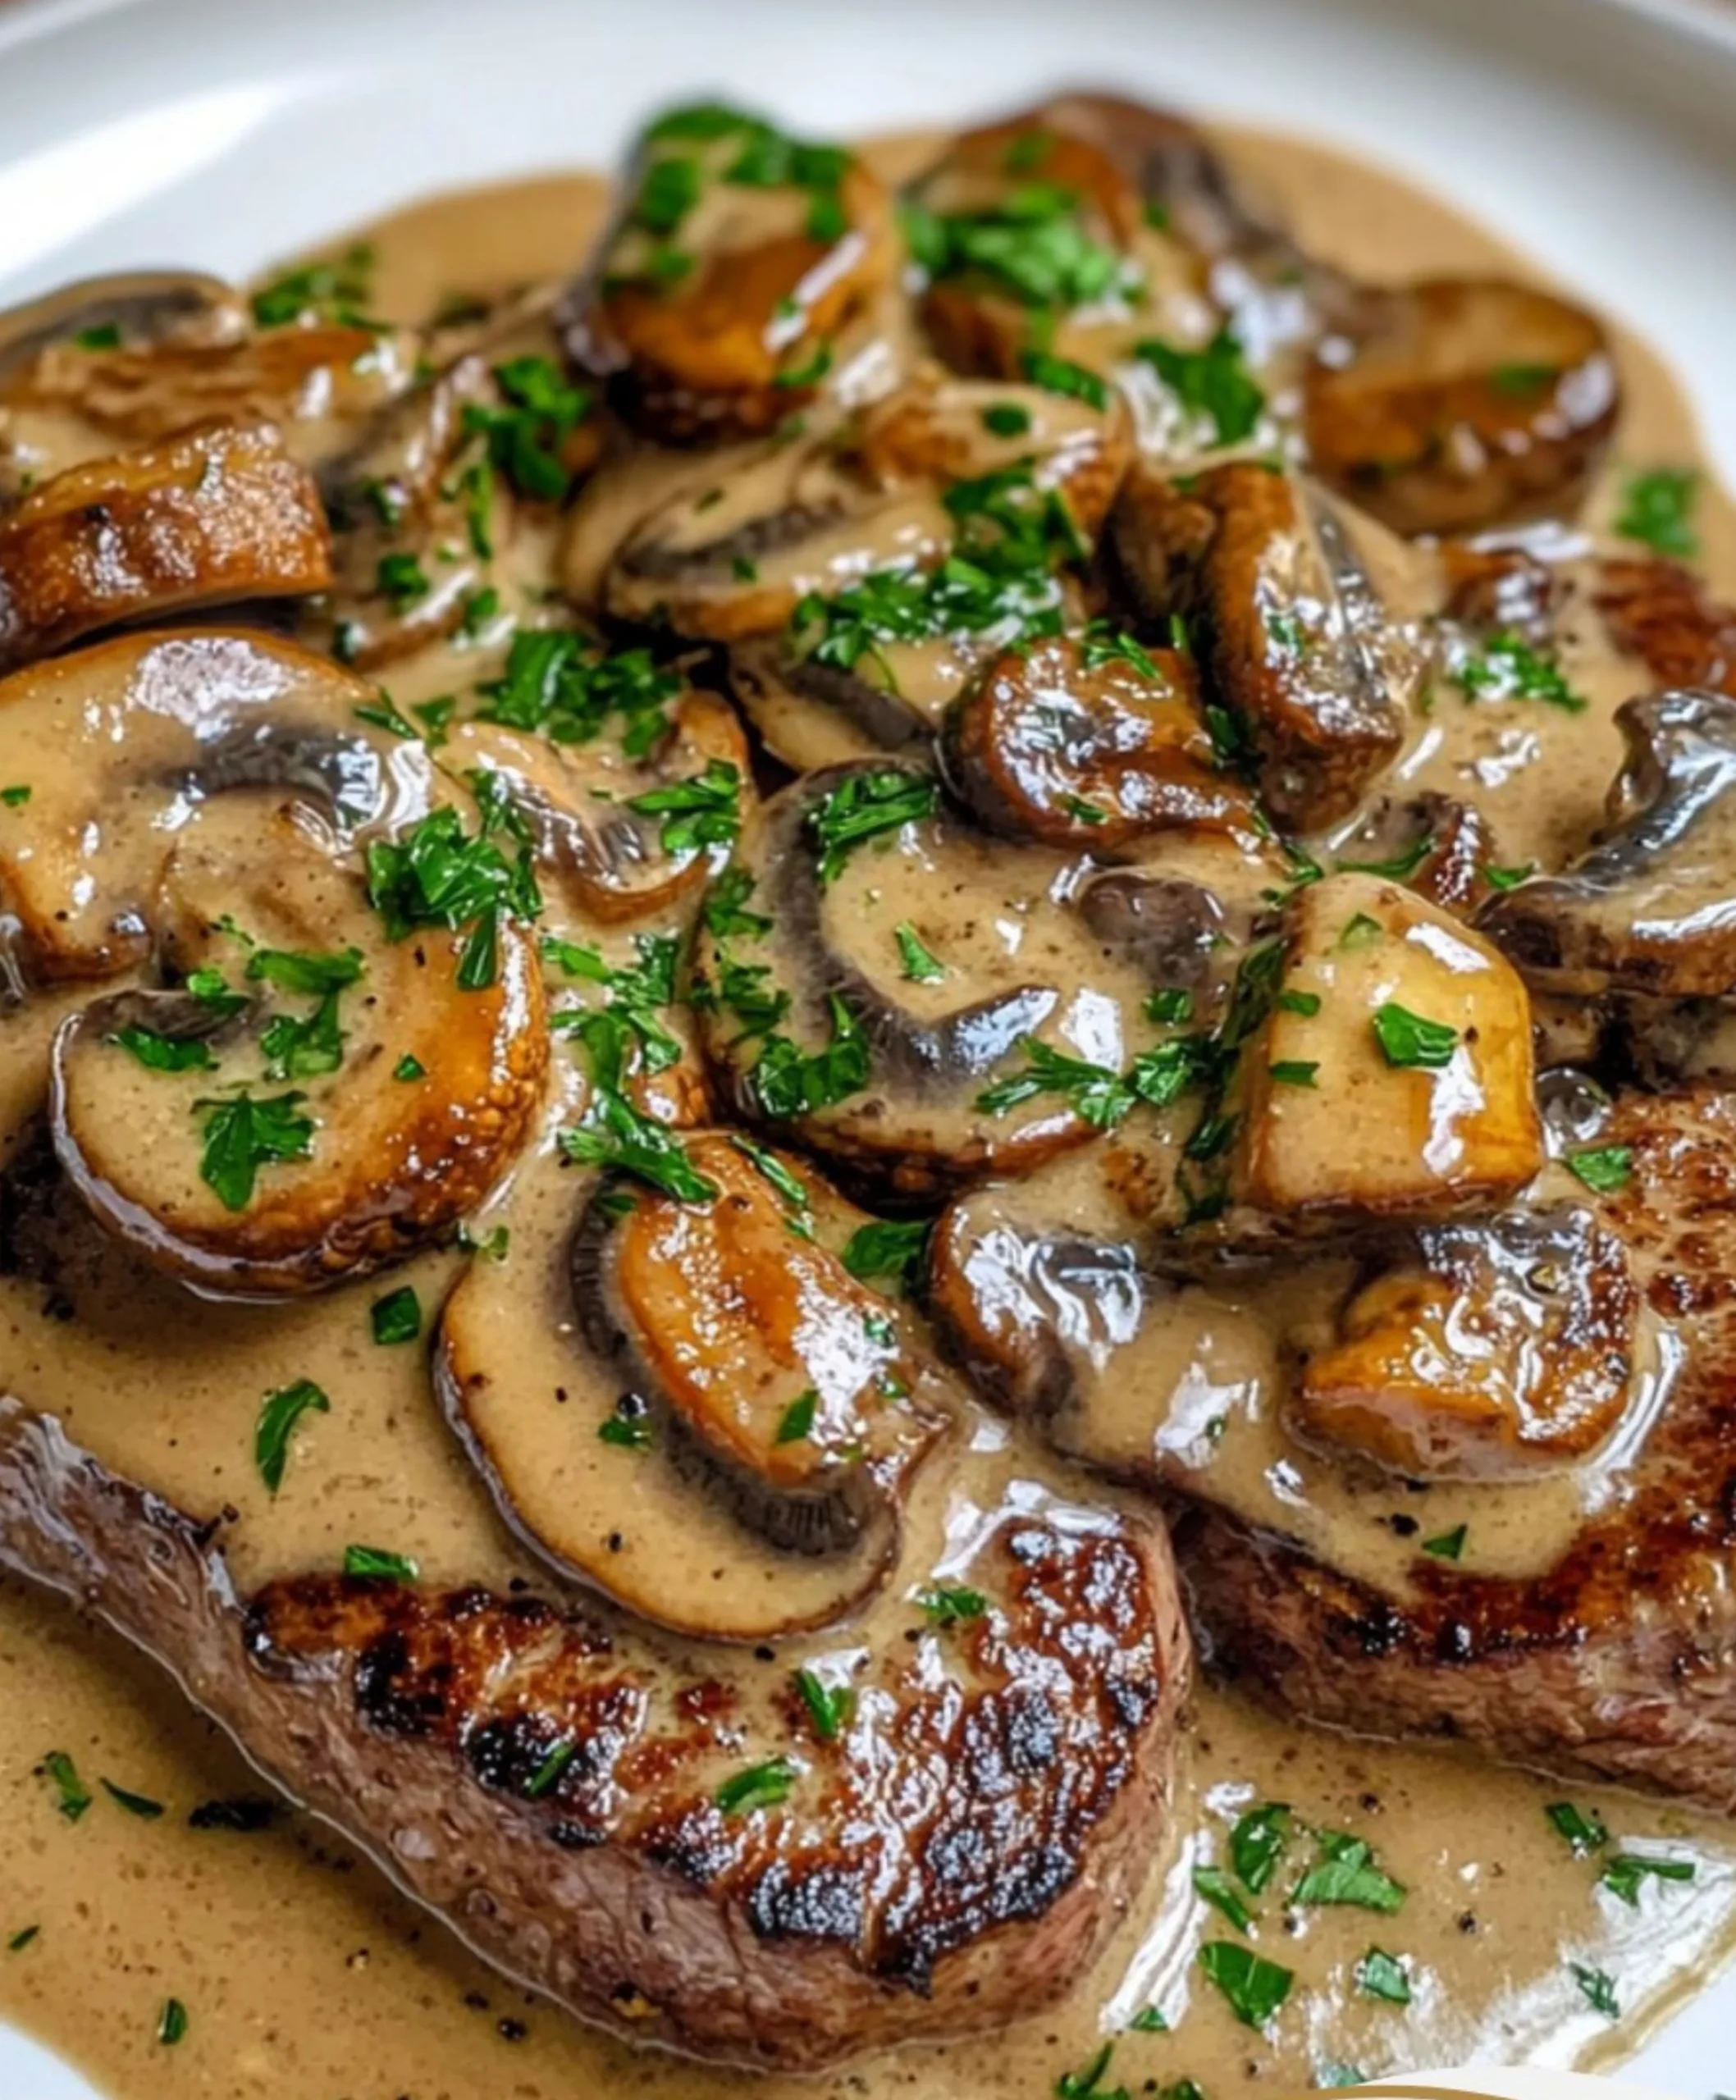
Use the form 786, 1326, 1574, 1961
1175, 1084, 1736, 1811
0, 1397, 1187, 2072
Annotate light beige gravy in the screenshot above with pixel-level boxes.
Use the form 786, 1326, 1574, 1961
5, 123, 1736, 2100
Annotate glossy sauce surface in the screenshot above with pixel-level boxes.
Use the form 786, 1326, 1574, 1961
3, 125, 1736, 2100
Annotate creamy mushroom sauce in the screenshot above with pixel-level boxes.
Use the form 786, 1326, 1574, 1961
3, 124, 1736, 2100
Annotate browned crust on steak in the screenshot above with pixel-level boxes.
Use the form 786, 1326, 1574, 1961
0, 1400, 1186, 2070
1174, 1084, 1736, 1811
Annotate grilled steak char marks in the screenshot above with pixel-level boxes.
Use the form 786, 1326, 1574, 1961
1176, 1086, 1736, 1810
0, 1397, 1185, 2071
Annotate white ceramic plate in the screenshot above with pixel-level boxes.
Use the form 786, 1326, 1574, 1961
0, 0, 1734, 2090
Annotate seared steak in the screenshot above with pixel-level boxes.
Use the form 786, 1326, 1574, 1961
1174, 1084, 1736, 1811
0, 1397, 1186, 2072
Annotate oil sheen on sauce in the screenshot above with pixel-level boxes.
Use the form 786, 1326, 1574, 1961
3, 124, 1736, 2100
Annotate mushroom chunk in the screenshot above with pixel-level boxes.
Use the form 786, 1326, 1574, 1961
1290, 1206, 1640, 1481
438, 1139, 953, 1638
1480, 689, 1736, 998
439, 677, 751, 928
1304, 279, 1620, 537
692, 761, 1159, 1194
563, 102, 897, 443
902, 113, 1149, 381
1206, 872, 1541, 1232
1591, 559, 1736, 701
1112, 461, 1409, 827
0, 422, 331, 673
0, 271, 244, 386
50, 797, 546, 1296
0, 629, 432, 984
942, 632, 1251, 848
1331, 790, 1493, 915
605, 372, 1127, 647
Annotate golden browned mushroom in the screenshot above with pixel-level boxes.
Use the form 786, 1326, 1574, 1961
1290, 1207, 1640, 1480
441, 673, 752, 927
941, 630, 1251, 849
0, 628, 546, 1291
1112, 459, 1414, 827
0, 270, 245, 388
0, 422, 331, 673
1304, 278, 1620, 537
1205, 871, 1542, 1230
438, 1135, 954, 1638
692, 760, 1163, 1196
902, 113, 1149, 382
52, 797, 546, 1296
563, 101, 898, 443
1480, 688, 1736, 998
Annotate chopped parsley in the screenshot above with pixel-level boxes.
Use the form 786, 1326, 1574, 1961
1565, 1144, 1632, 1194
1422, 1524, 1469, 1561
1193, 1864, 1255, 1933
1277, 989, 1321, 1018
477, 629, 678, 755
560, 1013, 719, 1203
1483, 862, 1537, 892
1291, 1830, 1406, 1914
365, 803, 541, 992
1546, 1801, 1610, 1857
1455, 630, 1588, 713
919, 1584, 988, 1626
342, 1545, 419, 1582
251, 241, 377, 329
627, 758, 742, 856
1599, 1852, 1696, 1906
370, 1285, 422, 1346
254, 1378, 331, 1495
1146, 988, 1195, 1025
1, 784, 31, 806
394, 1054, 426, 1081
841, 1217, 930, 1293
1268, 1061, 1318, 1089
1019, 347, 1110, 411
376, 550, 430, 612
794, 1669, 855, 1743
902, 179, 1132, 313
1372, 1002, 1460, 1071
462, 355, 593, 504
101, 1780, 165, 1819
703, 865, 771, 939
1135, 329, 1265, 446
109, 1025, 217, 1073
774, 1390, 819, 1445
197, 1090, 314, 1212
525, 1741, 578, 1799
1230, 1803, 1291, 1894
598, 1405, 653, 1450
977, 1034, 1204, 1129
1572, 1963, 1620, 2018
1196, 1940, 1294, 2029
895, 921, 946, 983
715, 1757, 795, 1815
730, 1134, 810, 1212
749, 995, 870, 1120
7, 1928, 39, 1953
156, 1998, 189, 2048
1355, 1948, 1412, 2005
546, 931, 683, 1075
41, 1751, 91, 1823
1615, 467, 1700, 560
982, 401, 1032, 437
809, 768, 939, 882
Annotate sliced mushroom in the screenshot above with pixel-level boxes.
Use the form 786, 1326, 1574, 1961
1205, 871, 1541, 1232
440, 678, 751, 928
563, 103, 898, 443
50, 794, 546, 1296
1304, 278, 1620, 537
1111, 461, 1411, 826
438, 1135, 953, 1638
902, 113, 1150, 381
1480, 688, 1736, 998
1330, 790, 1492, 914
942, 631, 1253, 848
0, 422, 331, 673
0, 271, 245, 387
0, 628, 432, 984
605, 372, 1127, 646
2, 322, 417, 488
1289, 1206, 1640, 1480
692, 760, 1159, 1194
